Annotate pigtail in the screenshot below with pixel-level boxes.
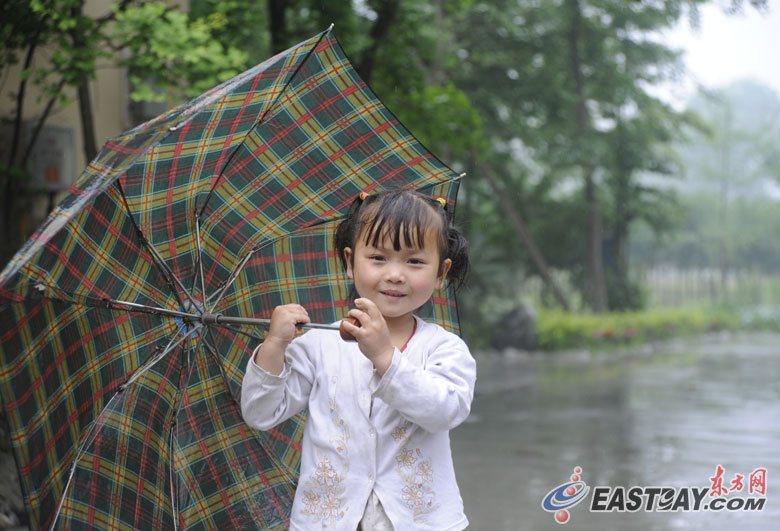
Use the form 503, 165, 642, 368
430, 195, 470, 292
334, 193, 368, 271
444, 225, 470, 292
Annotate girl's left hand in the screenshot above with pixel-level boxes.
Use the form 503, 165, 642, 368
343, 298, 394, 374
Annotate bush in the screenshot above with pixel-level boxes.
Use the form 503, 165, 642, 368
536, 306, 742, 351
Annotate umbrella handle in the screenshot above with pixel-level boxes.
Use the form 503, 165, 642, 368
339, 316, 360, 341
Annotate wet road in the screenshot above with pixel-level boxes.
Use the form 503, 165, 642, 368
452, 332, 780, 530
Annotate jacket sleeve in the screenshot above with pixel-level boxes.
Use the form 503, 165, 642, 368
240, 331, 319, 431
370, 329, 476, 433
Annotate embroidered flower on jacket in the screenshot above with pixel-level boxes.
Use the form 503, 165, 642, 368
301, 398, 351, 528
314, 458, 340, 488
402, 483, 425, 507
395, 446, 418, 469
417, 460, 434, 483
391, 420, 410, 442
394, 445, 440, 523
301, 456, 347, 527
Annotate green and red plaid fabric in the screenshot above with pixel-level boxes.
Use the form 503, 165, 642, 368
0, 29, 461, 530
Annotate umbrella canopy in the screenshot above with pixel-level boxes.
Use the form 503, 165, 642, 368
0, 28, 462, 530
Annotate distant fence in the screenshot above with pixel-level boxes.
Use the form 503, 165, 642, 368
638, 267, 780, 308
500, 267, 780, 313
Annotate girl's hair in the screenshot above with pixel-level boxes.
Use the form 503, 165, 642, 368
334, 188, 469, 291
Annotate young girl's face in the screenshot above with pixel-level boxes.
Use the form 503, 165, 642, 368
343, 219, 451, 324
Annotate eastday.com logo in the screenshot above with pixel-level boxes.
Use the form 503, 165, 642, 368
540, 467, 590, 524
541, 465, 767, 525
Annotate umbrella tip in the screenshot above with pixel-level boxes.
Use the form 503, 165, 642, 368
327, 23, 334, 33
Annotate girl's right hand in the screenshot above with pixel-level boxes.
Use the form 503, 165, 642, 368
254, 304, 310, 374
265, 304, 310, 347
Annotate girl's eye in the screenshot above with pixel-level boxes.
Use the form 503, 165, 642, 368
369, 255, 385, 261
408, 258, 424, 265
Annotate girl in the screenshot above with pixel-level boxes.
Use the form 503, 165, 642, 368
241, 189, 475, 530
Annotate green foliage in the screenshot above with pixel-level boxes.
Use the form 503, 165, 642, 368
112, 3, 248, 102
387, 83, 486, 156
604, 269, 646, 311
190, 0, 271, 65
2, 0, 251, 142
536, 306, 740, 351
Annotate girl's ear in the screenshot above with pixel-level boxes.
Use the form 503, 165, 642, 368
343, 247, 354, 279
437, 258, 452, 289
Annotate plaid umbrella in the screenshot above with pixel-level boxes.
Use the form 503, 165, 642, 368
0, 28, 462, 530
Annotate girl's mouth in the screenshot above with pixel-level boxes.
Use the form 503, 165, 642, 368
380, 290, 406, 299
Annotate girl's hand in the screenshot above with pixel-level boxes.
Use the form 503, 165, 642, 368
266, 304, 310, 347
343, 298, 394, 374
254, 304, 309, 375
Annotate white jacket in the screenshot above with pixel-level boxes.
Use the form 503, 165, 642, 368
241, 316, 476, 530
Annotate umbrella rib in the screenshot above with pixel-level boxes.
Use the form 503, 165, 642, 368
105, 298, 202, 321
167, 338, 196, 531
48, 386, 133, 531
201, 337, 236, 403
114, 180, 199, 314
123, 326, 201, 391
210, 322, 265, 344
105, 297, 338, 331
195, 28, 331, 220
144, 236, 203, 311
168, 424, 181, 531
203, 218, 345, 313
418, 172, 466, 190
196, 214, 208, 309
206, 250, 254, 313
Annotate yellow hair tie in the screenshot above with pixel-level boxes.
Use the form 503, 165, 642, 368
435, 197, 447, 208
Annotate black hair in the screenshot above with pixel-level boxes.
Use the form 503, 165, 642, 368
334, 188, 469, 291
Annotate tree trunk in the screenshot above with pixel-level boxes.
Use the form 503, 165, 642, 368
583, 169, 608, 310
718, 107, 732, 294
3, 41, 37, 256
76, 81, 98, 162
480, 164, 571, 311
567, 0, 608, 312
612, 181, 630, 280
608, 169, 634, 309
268, 0, 288, 55
357, 0, 400, 84
610, 126, 633, 298
69, 7, 98, 162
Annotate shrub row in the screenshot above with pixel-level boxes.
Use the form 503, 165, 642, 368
535, 306, 770, 351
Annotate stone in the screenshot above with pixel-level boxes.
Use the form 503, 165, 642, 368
491, 305, 538, 351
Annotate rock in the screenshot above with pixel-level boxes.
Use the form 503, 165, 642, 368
491, 305, 538, 352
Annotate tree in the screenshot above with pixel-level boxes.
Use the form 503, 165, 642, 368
1, 0, 248, 262
641, 81, 780, 280
447, 0, 698, 311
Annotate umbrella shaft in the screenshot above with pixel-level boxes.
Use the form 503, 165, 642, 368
200, 312, 339, 331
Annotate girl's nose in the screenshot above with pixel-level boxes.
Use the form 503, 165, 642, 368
385, 263, 404, 282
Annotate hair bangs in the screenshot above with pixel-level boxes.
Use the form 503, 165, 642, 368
360, 195, 440, 252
